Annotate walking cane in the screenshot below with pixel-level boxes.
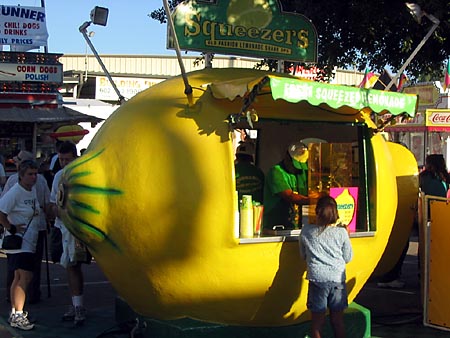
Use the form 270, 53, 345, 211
44, 230, 51, 297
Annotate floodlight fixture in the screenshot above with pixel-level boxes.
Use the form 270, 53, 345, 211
90, 6, 109, 26
405, 3, 440, 25
406, 3, 423, 23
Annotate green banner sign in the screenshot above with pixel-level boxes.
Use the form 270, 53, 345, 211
169, 0, 318, 62
269, 77, 418, 116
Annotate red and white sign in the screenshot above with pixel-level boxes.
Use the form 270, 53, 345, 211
0, 63, 62, 83
426, 109, 450, 127
288, 65, 320, 80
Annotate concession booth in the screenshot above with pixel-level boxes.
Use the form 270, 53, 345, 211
50, 0, 423, 337
0, 51, 102, 170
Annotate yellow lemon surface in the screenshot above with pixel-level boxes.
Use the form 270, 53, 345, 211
372, 142, 419, 277
58, 68, 408, 326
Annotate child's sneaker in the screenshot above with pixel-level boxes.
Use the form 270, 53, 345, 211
74, 306, 86, 326
10, 313, 35, 331
62, 305, 75, 321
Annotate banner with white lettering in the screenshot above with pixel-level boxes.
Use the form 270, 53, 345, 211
0, 6, 48, 51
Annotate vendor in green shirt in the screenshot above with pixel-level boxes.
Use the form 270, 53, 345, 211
263, 141, 311, 230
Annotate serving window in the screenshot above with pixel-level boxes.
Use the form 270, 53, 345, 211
233, 119, 375, 243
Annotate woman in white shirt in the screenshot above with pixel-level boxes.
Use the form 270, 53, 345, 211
0, 160, 40, 331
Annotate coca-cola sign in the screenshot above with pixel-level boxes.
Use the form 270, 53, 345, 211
426, 109, 450, 126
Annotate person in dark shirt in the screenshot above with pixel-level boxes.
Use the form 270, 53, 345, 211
234, 141, 264, 204
419, 154, 450, 198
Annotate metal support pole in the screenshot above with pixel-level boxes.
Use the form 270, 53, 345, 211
162, 0, 193, 105
205, 53, 213, 68
84, 40, 89, 82
277, 60, 284, 73
41, 0, 48, 53
385, 16, 439, 91
79, 21, 126, 104
32, 122, 37, 156
44, 232, 51, 297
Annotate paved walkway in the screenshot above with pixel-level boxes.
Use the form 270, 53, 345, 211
0, 255, 127, 338
0, 236, 449, 337
355, 237, 450, 337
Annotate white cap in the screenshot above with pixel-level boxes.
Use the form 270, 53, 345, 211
13, 150, 34, 164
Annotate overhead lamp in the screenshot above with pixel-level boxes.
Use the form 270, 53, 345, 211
90, 6, 109, 26
405, 2, 440, 25
406, 3, 423, 23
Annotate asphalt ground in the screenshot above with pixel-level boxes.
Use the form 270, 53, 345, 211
0, 236, 449, 338
0, 254, 130, 338
355, 236, 450, 338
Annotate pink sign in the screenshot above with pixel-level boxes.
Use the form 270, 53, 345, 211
330, 187, 358, 233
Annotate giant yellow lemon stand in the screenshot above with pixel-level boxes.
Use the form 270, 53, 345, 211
56, 68, 418, 337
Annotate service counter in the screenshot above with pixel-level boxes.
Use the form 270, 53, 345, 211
238, 230, 375, 244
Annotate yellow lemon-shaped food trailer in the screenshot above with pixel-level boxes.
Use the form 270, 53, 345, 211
57, 68, 418, 326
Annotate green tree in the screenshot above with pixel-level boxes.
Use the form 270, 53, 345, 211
149, 0, 449, 82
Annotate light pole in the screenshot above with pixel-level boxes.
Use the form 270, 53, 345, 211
162, 0, 193, 105
84, 31, 95, 82
385, 3, 440, 91
79, 6, 126, 104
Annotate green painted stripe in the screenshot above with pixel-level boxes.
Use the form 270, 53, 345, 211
67, 170, 92, 182
68, 199, 101, 215
68, 183, 123, 196
64, 148, 105, 176
66, 210, 120, 251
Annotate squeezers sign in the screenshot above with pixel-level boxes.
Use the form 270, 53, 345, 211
0, 5, 48, 50
169, 0, 318, 62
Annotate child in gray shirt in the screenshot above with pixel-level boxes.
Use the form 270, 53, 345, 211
300, 195, 353, 338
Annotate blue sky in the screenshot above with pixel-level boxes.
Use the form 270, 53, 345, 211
2, 0, 174, 55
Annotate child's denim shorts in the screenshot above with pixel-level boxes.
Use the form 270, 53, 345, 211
307, 281, 348, 313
